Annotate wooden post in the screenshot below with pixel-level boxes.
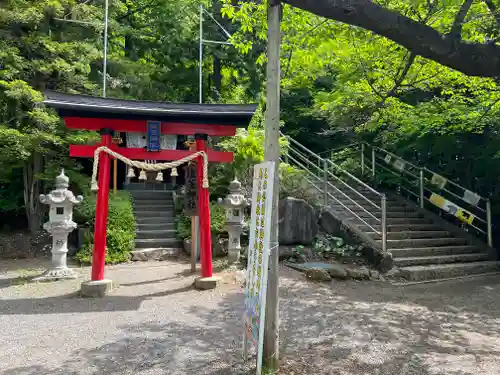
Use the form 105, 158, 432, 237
189, 142, 198, 273
263, 0, 281, 370
112, 135, 121, 195
113, 159, 117, 195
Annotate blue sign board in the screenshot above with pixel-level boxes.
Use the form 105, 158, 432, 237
147, 121, 161, 152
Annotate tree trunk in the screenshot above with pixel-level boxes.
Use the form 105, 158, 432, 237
24, 152, 43, 235
212, 56, 222, 100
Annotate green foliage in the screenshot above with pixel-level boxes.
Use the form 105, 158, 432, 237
176, 213, 192, 240
74, 191, 136, 264
176, 202, 227, 240
0, 0, 262, 231
279, 163, 319, 205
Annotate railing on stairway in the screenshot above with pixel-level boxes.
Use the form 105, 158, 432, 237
316, 141, 492, 247
359, 144, 493, 247
280, 133, 388, 253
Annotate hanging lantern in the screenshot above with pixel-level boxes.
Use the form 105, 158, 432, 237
139, 169, 147, 180
127, 167, 136, 178
156, 171, 164, 182
170, 167, 178, 177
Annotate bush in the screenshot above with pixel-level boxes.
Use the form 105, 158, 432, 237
74, 191, 136, 264
176, 202, 227, 240
279, 163, 320, 205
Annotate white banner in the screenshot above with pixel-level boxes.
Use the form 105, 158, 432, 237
161, 134, 178, 150
431, 173, 447, 189
243, 161, 275, 375
126, 132, 147, 148
463, 189, 481, 207
126, 132, 177, 150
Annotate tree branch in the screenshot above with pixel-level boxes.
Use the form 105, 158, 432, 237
484, 0, 500, 28
450, 0, 474, 39
282, 0, 500, 77
386, 52, 416, 99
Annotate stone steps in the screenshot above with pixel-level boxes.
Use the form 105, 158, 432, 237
394, 253, 490, 267
135, 229, 177, 240
367, 230, 452, 240
398, 261, 500, 281
379, 237, 468, 249
134, 210, 175, 217
344, 210, 424, 219
345, 216, 433, 225
390, 245, 482, 258
133, 204, 174, 211
325, 178, 496, 282
130, 248, 183, 261
133, 199, 174, 205
136, 223, 176, 231
135, 238, 182, 248
357, 223, 443, 232
136, 216, 176, 225
331, 204, 414, 213
130, 192, 174, 200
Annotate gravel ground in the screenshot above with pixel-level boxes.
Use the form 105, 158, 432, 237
0, 259, 500, 375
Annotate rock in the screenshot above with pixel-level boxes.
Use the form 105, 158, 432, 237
378, 252, 394, 273
318, 210, 342, 235
385, 268, 400, 278
347, 266, 370, 280
279, 197, 318, 245
305, 268, 332, 282
326, 263, 348, 279
183, 238, 192, 255
370, 269, 380, 280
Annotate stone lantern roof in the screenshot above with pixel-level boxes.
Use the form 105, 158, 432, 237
39, 169, 83, 205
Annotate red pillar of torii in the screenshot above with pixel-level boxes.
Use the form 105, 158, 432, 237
43, 91, 257, 290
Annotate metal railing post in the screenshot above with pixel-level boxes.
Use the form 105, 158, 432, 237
419, 169, 425, 208
361, 143, 365, 174
371, 148, 376, 179
323, 159, 328, 207
487, 199, 493, 247
381, 194, 387, 253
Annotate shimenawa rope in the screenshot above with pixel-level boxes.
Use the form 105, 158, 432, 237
90, 146, 209, 190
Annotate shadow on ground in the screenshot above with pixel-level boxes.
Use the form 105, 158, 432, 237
4, 267, 500, 374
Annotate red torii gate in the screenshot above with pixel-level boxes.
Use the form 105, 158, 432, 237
44, 91, 257, 290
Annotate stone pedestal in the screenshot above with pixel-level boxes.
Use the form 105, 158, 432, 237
194, 276, 219, 290
81, 279, 113, 297
33, 225, 78, 281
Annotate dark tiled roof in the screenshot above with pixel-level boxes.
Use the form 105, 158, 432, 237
43, 91, 258, 126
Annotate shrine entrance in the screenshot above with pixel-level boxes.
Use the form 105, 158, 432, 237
44, 91, 257, 290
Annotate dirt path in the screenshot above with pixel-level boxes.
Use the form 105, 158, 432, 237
0, 260, 499, 375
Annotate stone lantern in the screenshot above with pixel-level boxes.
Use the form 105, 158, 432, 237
218, 179, 249, 263
34, 170, 83, 281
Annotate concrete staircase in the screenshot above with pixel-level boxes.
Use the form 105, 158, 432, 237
330, 182, 500, 281
127, 184, 183, 261
281, 133, 500, 282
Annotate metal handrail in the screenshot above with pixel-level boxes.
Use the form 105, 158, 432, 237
284, 134, 382, 197
321, 141, 488, 204
326, 159, 382, 197
369, 145, 488, 203
361, 144, 492, 246
282, 133, 388, 252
